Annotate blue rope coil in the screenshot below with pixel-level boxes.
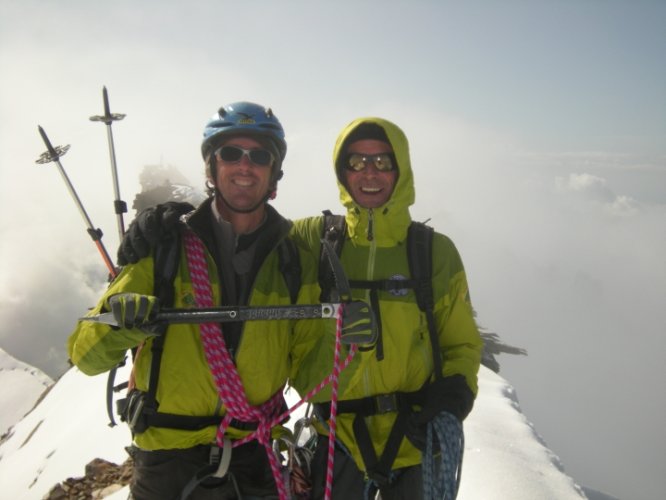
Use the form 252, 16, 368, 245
422, 411, 464, 500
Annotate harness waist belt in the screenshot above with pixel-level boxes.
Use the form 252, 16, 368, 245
145, 411, 260, 432
314, 389, 425, 419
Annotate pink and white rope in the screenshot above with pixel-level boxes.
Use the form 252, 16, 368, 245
184, 230, 356, 499
324, 307, 346, 500
184, 231, 288, 499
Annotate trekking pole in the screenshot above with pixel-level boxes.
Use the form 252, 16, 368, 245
35, 125, 118, 278
90, 86, 127, 242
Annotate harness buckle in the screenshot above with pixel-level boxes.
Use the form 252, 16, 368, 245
374, 393, 398, 414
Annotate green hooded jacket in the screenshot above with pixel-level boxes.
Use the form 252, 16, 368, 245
289, 117, 483, 472
68, 200, 323, 451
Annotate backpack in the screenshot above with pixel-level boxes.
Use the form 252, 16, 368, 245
108, 231, 301, 432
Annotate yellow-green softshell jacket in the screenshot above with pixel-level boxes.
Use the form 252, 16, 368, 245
68, 208, 324, 451
289, 117, 483, 471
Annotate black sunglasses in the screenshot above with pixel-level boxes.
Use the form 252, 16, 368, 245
345, 153, 396, 172
215, 145, 274, 166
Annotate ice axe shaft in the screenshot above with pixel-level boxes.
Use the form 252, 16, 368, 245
83, 303, 340, 325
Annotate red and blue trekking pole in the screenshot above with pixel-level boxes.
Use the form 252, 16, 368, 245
35, 125, 118, 279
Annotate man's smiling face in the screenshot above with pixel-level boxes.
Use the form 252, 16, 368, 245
343, 139, 398, 209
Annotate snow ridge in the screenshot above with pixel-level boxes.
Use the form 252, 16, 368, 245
0, 348, 53, 436
0, 360, 591, 499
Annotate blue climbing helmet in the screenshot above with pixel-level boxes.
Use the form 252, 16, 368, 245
202, 101, 287, 172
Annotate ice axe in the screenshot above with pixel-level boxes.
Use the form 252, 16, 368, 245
82, 240, 378, 346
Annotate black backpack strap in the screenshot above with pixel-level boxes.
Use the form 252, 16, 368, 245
407, 222, 443, 380
115, 233, 182, 432
277, 237, 301, 305
319, 210, 346, 302
143, 233, 181, 410
353, 411, 410, 486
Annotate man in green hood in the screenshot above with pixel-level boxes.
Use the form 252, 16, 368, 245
287, 117, 483, 498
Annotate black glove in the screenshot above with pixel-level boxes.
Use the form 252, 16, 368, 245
405, 412, 440, 452
340, 300, 377, 346
405, 375, 475, 451
107, 293, 160, 330
117, 202, 193, 265
415, 375, 475, 424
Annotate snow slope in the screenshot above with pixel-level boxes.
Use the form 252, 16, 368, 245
0, 360, 594, 499
0, 348, 52, 436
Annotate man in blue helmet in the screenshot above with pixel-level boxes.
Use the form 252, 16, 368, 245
69, 102, 330, 499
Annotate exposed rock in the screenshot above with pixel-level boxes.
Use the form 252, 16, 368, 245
480, 330, 527, 373
43, 457, 132, 500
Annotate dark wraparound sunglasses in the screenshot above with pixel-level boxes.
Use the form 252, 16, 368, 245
215, 145, 274, 166
345, 153, 396, 172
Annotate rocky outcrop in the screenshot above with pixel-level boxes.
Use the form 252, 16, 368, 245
43, 457, 132, 500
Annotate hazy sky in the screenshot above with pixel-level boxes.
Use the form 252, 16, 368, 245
1, 1, 664, 499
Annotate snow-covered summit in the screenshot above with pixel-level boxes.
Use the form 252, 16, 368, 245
0, 360, 593, 499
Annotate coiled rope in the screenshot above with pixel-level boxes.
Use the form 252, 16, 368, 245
422, 411, 464, 500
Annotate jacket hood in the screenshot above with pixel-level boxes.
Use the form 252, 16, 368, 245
333, 117, 414, 246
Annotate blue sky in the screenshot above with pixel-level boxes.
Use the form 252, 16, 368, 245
1, 1, 664, 499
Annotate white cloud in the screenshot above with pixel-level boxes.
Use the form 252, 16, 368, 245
555, 172, 640, 215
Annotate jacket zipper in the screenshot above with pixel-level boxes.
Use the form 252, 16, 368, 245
362, 219, 378, 396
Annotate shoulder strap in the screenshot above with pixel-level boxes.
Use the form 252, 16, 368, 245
407, 222, 443, 380
144, 233, 182, 410
277, 237, 301, 305
319, 210, 346, 302
407, 222, 434, 312
154, 233, 182, 309
108, 233, 181, 427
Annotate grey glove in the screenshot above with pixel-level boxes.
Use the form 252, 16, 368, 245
107, 293, 159, 330
340, 300, 377, 346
